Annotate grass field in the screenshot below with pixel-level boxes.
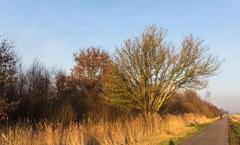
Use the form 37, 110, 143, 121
229, 115, 240, 145
0, 114, 213, 145
159, 123, 210, 145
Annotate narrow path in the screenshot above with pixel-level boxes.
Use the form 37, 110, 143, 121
180, 118, 229, 145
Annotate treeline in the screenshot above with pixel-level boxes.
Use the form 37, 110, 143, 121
0, 25, 223, 123
0, 40, 128, 123
162, 90, 223, 118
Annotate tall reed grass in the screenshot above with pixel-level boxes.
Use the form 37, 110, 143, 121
0, 114, 212, 145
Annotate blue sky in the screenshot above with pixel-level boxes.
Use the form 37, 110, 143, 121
0, 0, 239, 112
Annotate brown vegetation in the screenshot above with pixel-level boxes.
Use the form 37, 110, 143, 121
0, 38, 18, 121
0, 114, 213, 145
0, 25, 223, 144
70, 47, 112, 119
162, 90, 223, 118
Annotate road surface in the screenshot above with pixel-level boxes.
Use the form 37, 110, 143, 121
180, 118, 229, 145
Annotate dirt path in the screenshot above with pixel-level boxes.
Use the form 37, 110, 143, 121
180, 118, 229, 145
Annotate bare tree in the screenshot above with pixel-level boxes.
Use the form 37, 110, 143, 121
15, 60, 53, 121
103, 25, 221, 117
0, 37, 18, 121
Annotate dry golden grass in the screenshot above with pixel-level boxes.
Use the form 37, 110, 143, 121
0, 114, 213, 145
229, 114, 240, 122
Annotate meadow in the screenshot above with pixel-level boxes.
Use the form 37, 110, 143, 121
0, 114, 213, 145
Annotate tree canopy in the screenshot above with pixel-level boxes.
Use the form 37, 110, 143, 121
103, 25, 221, 116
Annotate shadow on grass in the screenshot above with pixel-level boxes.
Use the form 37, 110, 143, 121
169, 140, 175, 145
86, 135, 100, 145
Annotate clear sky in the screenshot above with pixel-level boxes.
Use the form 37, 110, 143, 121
0, 0, 239, 112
